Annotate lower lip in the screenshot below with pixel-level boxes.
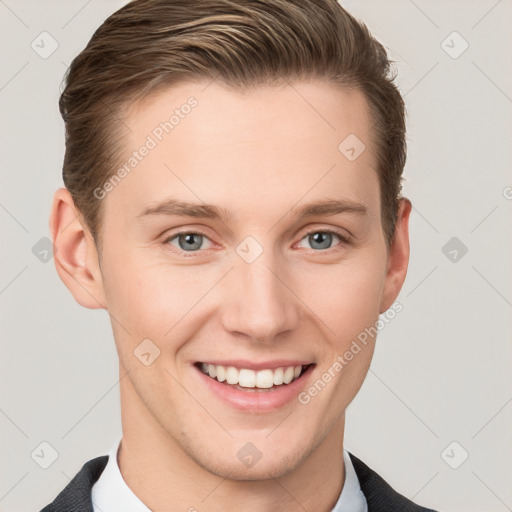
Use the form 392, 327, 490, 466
194, 364, 315, 413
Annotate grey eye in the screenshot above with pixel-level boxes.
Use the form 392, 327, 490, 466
167, 232, 213, 252
297, 231, 343, 251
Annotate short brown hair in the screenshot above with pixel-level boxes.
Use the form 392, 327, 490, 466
59, 0, 406, 249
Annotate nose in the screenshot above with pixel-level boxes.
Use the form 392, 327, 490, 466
220, 249, 301, 343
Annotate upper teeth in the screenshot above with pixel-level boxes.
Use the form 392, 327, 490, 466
200, 363, 304, 388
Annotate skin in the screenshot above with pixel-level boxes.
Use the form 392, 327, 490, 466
50, 79, 411, 512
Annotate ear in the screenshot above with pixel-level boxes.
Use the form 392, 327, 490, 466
379, 197, 412, 313
49, 187, 106, 309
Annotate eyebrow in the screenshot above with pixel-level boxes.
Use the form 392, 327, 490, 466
137, 197, 368, 222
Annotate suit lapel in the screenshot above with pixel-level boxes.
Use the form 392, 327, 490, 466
348, 452, 437, 512
39, 455, 108, 512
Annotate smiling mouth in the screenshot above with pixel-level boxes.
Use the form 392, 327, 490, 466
194, 362, 314, 392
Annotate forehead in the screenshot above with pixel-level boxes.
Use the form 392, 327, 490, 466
103, 79, 379, 225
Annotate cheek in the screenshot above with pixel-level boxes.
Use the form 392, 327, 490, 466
298, 260, 385, 410
294, 253, 387, 345
102, 255, 216, 342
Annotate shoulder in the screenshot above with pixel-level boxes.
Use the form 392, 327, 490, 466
349, 452, 439, 512
39, 455, 108, 512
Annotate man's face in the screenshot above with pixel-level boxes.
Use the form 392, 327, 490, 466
90, 80, 403, 479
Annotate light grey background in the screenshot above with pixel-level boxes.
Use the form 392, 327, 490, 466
1, 1, 511, 511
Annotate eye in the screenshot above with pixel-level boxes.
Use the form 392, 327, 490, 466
164, 231, 214, 253
163, 228, 350, 257
296, 229, 349, 251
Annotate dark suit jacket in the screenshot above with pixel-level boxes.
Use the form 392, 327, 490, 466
39, 452, 439, 511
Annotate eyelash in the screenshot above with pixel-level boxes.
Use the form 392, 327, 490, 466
162, 228, 351, 257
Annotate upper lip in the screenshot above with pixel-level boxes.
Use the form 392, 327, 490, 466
195, 360, 315, 371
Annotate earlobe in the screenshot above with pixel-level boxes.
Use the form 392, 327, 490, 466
379, 198, 412, 314
49, 187, 107, 309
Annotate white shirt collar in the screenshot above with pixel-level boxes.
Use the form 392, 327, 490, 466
91, 434, 148, 512
92, 435, 367, 512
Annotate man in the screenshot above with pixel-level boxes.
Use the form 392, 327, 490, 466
40, 0, 439, 510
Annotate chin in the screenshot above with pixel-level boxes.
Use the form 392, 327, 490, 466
199, 452, 304, 481
182, 433, 316, 482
